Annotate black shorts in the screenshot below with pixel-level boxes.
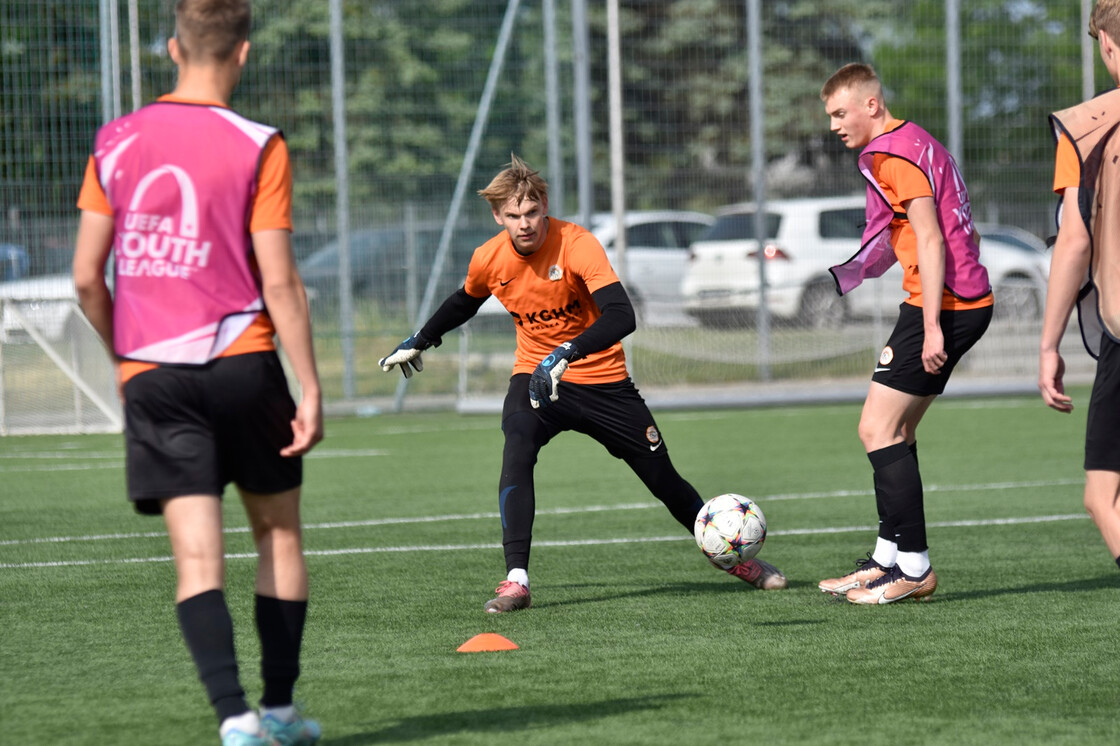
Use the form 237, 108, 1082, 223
122, 351, 301, 515
871, 302, 992, 397
1086, 334, 1120, 471
502, 373, 667, 460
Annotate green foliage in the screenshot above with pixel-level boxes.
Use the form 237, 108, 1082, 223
872, 0, 1092, 226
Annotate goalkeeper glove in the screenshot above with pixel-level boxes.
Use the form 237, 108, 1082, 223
379, 331, 438, 378
529, 341, 581, 409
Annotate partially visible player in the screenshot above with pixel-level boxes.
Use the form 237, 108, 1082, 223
817, 64, 993, 604
1040, 0, 1120, 573
72, 1, 322, 744
379, 155, 787, 613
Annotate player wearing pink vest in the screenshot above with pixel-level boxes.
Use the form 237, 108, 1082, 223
1040, 0, 1120, 576
94, 102, 275, 364
832, 121, 991, 302
72, 2, 322, 744
817, 64, 993, 605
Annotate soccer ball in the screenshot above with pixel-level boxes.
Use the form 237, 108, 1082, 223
693, 493, 767, 570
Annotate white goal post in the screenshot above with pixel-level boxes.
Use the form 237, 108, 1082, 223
0, 292, 121, 435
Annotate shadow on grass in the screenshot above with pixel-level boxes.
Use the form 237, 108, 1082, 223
327, 694, 686, 744
937, 573, 1118, 602
540, 578, 818, 607
539, 574, 1116, 609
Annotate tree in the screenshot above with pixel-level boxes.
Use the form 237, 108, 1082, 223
578, 0, 893, 209
870, 0, 1088, 232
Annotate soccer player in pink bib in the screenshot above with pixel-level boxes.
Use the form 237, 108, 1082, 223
73, 1, 322, 743
817, 64, 993, 604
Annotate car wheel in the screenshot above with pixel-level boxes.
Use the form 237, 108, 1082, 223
994, 276, 1041, 321
799, 279, 845, 329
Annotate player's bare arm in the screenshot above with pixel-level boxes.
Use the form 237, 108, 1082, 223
906, 195, 948, 375
1039, 186, 1091, 413
73, 210, 122, 397
73, 210, 116, 351
253, 228, 323, 456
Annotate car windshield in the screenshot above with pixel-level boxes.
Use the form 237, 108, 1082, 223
702, 211, 781, 241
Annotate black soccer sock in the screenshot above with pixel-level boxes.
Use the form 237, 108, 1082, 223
871, 442, 916, 542
1115, 555, 1120, 572
625, 455, 705, 531
176, 589, 249, 723
255, 595, 308, 708
868, 441, 926, 552
870, 451, 895, 543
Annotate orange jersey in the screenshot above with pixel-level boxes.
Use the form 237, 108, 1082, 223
77, 94, 293, 381
464, 218, 629, 383
871, 120, 993, 311
1053, 132, 1080, 193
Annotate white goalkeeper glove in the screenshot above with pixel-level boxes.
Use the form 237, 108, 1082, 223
378, 332, 437, 379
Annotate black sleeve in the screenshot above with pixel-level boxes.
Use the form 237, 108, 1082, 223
417, 287, 488, 346
568, 281, 636, 358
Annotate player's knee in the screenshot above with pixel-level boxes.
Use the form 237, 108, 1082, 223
1082, 489, 1118, 521
502, 416, 545, 461
502, 442, 539, 473
255, 524, 303, 553
857, 420, 879, 450
858, 416, 902, 452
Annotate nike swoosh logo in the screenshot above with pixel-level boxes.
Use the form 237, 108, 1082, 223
500, 278, 513, 286
875, 367, 890, 372
880, 586, 920, 604
649, 441, 663, 452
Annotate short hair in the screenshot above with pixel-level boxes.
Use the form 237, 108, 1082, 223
174, 0, 251, 63
477, 154, 549, 212
820, 63, 883, 102
1090, 0, 1120, 40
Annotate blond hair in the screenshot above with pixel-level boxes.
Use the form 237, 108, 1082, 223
821, 63, 884, 102
477, 154, 549, 212
174, 0, 251, 63
1090, 0, 1120, 40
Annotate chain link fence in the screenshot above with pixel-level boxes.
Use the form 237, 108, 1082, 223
0, 1, 1099, 425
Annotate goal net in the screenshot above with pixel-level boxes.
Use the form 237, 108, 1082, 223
0, 294, 121, 435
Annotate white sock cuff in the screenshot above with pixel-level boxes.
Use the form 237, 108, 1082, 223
872, 537, 898, 567
219, 711, 260, 738
896, 550, 930, 577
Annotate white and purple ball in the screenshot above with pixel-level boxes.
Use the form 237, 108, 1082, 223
693, 493, 767, 569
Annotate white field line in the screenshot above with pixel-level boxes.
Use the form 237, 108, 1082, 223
0, 486, 1090, 572
0, 477, 1083, 549
0, 451, 122, 459
0, 513, 1089, 570
0, 447, 389, 473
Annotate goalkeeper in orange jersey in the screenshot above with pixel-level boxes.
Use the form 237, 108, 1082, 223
380, 155, 788, 613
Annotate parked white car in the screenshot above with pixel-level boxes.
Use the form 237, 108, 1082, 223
681, 196, 1050, 328
477, 210, 714, 325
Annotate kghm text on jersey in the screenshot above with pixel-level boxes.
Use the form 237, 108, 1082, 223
507, 298, 582, 327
